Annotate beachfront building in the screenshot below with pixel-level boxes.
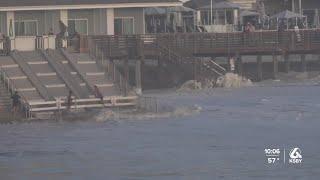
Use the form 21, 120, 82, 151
145, 6, 196, 33
0, 0, 181, 51
184, 0, 242, 32
263, 0, 320, 28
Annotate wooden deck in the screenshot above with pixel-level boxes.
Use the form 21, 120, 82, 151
83, 29, 320, 58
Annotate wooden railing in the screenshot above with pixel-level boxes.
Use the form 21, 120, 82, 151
82, 29, 320, 59
88, 36, 135, 96
0, 66, 31, 118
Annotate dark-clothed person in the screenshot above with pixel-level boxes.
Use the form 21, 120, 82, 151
11, 91, 21, 113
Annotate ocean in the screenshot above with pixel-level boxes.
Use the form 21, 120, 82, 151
0, 81, 320, 179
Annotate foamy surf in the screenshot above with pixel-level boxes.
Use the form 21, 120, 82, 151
94, 104, 202, 122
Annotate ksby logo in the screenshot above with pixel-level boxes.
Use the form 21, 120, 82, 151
289, 148, 302, 164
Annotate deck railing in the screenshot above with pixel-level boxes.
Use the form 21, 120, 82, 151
0, 66, 31, 118
82, 29, 320, 59
88, 35, 135, 96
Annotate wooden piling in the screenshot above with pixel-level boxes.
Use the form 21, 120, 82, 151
135, 60, 142, 95
257, 55, 263, 81
236, 54, 243, 76
284, 53, 290, 73
301, 54, 306, 72
124, 57, 129, 96
272, 53, 278, 79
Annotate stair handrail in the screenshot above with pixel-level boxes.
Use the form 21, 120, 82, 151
0, 65, 30, 114
88, 36, 136, 96
208, 60, 227, 73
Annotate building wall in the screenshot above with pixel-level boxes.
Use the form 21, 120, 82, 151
68, 9, 94, 35
263, 0, 290, 16
93, 9, 108, 35
6, 7, 145, 36
15, 11, 46, 35
229, 0, 257, 10
115, 8, 145, 34
0, 12, 6, 34
15, 10, 60, 35
45, 10, 60, 34
302, 0, 320, 9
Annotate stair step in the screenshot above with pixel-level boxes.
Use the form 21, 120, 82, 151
86, 72, 105, 76
77, 61, 96, 64
28, 61, 48, 65
37, 72, 57, 77
17, 88, 37, 92
1, 64, 19, 68
9, 76, 28, 80
45, 84, 66, 88
96, 84, 114, 87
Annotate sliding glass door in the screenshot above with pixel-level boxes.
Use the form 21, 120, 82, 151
114, 18, 134, 35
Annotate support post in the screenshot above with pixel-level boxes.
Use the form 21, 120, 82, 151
236, 53, 243, 76
6, 11, 15, 50
135, 60, 142, 95
124, 57, 129, 97
284, 53, 290, 73
106, 8, 115, 35
273, 53, 278, 79
301, 54, 306, 72
257, 55, 263, 81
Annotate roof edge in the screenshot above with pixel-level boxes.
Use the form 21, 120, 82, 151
0, 2, 183, 11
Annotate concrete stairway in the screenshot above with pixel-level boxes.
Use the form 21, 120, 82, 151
0, 55, 43, 102
45, 49, 94, 98
0, 50, 136, 117
41, 50, 90, 99
60, 49, 121, 97
16, 51, 70, 99
0, 81, 11, 112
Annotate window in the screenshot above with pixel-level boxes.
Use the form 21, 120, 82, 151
114, 18, 134, 35
68, 19, 88, 36
15, 20, 38, 36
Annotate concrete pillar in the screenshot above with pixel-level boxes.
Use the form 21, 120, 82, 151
273, 54, 278, 79
6, 11, 15, 50
299, 0, 302, 15
135, 60, 142, 95
284, 53, 290, 73
196, 10, 201, 25
6, 11, 14, 38
292, 0, 295, 13
233, 9, 239, 25
60, 10, 68, 48
237, 55, 243, 76
60, 10, 68, 27
257, 55, 263, 81
124, 57, 129, 96
106, 8, 114, 35
301, 54, 307, 72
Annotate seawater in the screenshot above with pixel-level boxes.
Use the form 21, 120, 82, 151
0, 83, 320, 179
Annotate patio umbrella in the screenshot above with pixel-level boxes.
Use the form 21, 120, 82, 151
270, 10, 306, 29
270, 10, 305, 19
